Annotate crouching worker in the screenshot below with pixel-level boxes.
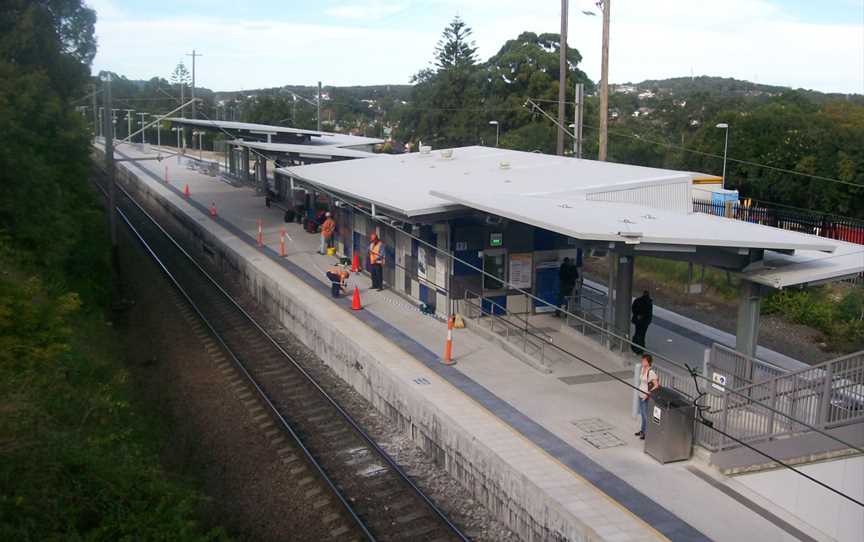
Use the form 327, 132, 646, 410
326, 264, 350, 298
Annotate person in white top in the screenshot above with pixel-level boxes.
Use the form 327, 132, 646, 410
635, 354, 660, 440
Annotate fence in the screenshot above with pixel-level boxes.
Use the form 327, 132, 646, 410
694, 349, 864, 451
461, 290, 553, 366
693, 199, 864, 245
564, 281, 612, 347
706, 343, 786, 389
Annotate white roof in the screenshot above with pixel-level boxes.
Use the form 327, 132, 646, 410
744, 241, 864, 288
168, 117, 323, 136
431, 191, 838, 253
308, 133, 385, 148
282, 145, 694, 217
167, 118, 384, 147
230, 139, 376, 160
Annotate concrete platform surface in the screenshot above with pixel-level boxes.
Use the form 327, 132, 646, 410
101, 142, 833, 542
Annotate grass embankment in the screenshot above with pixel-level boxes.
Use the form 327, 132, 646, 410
0, 239, 227, 540
595, 256, 864, 353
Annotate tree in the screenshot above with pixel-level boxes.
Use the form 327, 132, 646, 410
170, 62, 191, 87
434, 16, 477, 72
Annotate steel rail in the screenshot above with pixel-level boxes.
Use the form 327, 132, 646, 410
92, 170, 471, 542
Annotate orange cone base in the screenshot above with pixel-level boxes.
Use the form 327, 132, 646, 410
183, 184, 190, 197
209, 202, 217, 217
351, 286, 362, 310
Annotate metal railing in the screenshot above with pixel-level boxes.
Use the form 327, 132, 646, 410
564, 281, 611, 346
697, 349, 864, 451
461, 290, 552, 364
706, 343, 786, 389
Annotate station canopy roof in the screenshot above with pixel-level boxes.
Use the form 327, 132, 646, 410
167, 118, 384, 147
229, 139, 376, 160
282, 145, 693, 217
282, 145, 864, 288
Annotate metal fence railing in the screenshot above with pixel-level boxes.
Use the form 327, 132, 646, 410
461, 290, 552, 366
696, 349, 864, 452
564, 281, 611, 347
706, 343, 787, 389
693, 199, 864, 245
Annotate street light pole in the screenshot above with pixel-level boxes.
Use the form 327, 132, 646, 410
317, 81, 322, 132
556, 0, 568, 156
489, 121, 499, 147
599, 0, 611, 161
137, 112, 148, 144
716, 123, 730, 190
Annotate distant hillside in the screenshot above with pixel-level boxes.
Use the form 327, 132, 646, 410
617, 76, 862, 103
213, 84, 413, 103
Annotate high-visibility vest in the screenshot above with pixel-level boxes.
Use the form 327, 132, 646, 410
369, 240, 382, 264
321, 218, 336, 238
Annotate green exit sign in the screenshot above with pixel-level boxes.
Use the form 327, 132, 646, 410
490, 233, 503, 247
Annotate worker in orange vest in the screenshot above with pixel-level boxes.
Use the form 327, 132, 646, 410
325, 263, 350, 297
319, 211, 336, 254
368, 232, 384, 290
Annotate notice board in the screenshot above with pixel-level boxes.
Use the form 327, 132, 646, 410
509, 253, 532, 289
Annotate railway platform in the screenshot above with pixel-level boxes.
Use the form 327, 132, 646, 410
99, 142, 834, 542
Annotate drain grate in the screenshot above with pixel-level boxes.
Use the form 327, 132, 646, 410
572, 418, 614, 433
582, 432, 625, 449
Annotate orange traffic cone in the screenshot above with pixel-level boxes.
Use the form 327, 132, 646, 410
257, 219, 264, 247
351, 286, 362, 310
209, 201, 217, 217
443, 315, 455, 365
351, 251, 360, 272
183, 184, 190, 197
279, 227, 286, 257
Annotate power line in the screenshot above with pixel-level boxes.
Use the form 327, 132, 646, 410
164, 106, 864, 508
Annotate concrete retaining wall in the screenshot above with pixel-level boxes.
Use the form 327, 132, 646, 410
103, 151, 602, 542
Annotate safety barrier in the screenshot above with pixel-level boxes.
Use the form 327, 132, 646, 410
706, 343, 786, 389
461, 290, 552, 365
564, 281, 612, 347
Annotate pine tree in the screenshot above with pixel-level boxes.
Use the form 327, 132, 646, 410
434, 16, 477, 73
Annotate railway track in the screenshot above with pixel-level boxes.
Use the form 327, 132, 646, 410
94, 169, 471, 542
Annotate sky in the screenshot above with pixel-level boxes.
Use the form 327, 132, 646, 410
88, 0, 864, 94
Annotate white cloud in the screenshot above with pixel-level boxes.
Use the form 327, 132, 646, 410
325, 1, 407, 21
90, 0, 864, 94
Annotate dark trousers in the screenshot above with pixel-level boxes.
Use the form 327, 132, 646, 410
326, 272, 342, 298
370, 263, 383, 290
631, 322, 649, 354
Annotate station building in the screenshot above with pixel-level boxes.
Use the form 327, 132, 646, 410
276, 145, 863, 358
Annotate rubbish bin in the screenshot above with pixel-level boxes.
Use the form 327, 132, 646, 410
644, 387, 695, 463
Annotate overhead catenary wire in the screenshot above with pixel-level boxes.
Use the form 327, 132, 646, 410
176, 104, 863, 455
144, 106, 864, 508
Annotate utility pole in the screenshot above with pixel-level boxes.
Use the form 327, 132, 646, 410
102, 74, 117, 250
317, 81, 322, 132
556, 0, 568, 156
91, 83, 98, 141
137, 112, 148, 144
598, 0, 611, 161
123, 109, 134, 140
573, 82, 584, 157
187, 49, 203, 119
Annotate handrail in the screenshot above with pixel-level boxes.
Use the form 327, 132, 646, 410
462, 290, 552, 363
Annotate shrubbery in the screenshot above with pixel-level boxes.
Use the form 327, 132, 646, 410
763, 286, 864, 351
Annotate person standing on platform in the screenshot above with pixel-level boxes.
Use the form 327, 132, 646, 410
556, 257, 579, 317
631, 290, 653, 354
368, 232, 384, 290
635, 354, 659, 440
319, 212, 336, 254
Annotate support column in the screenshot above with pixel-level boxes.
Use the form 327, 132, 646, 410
241, 147, 250, 183
736, 280, 762, 359
228, 147, 236, 176
613, 253, 634, 349
259, 158, 268, 192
